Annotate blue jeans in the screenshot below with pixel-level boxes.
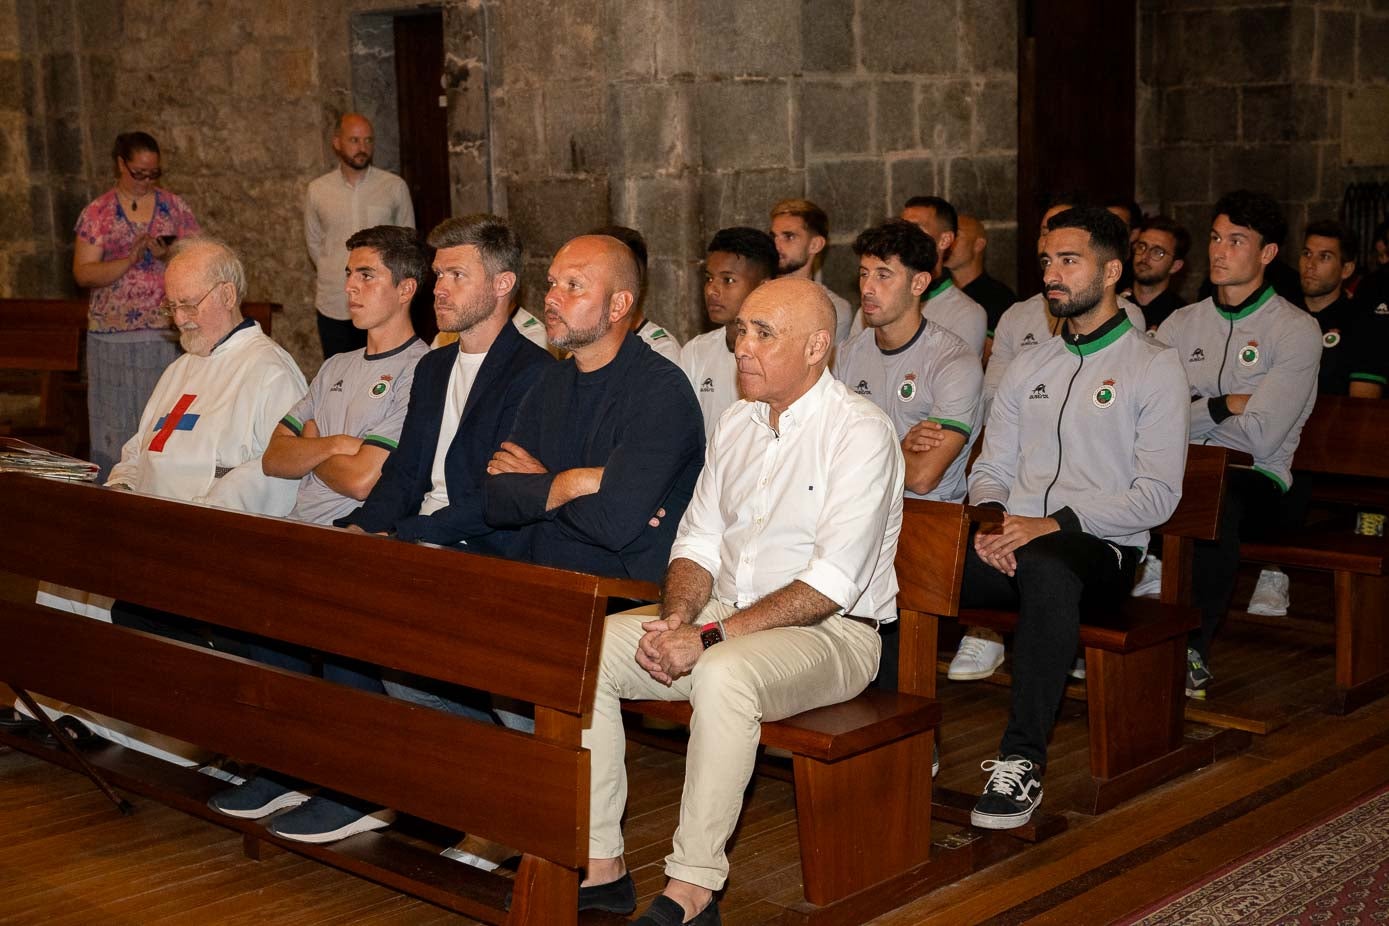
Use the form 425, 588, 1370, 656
383, 677, 535, 733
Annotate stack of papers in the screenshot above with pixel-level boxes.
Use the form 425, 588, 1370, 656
0, 437, 100, 482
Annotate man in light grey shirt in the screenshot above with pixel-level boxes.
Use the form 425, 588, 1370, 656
305, 113, 415, 360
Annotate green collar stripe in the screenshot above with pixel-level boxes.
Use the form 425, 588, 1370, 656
1217, 285, 1275, 321
1251, 466, 1289, 493
1063, 317, 1133, 356
928, 416, 972, 437
927, 277, 954, 299
1350, 372, 1387, 385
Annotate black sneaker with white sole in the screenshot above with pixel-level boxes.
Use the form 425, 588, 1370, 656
267, 795, 395, 843
970, 755, 1043, 829
207, 774, 310, 820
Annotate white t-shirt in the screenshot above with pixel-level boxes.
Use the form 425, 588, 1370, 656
678, 326, 741, 442
418, 349, 487, 516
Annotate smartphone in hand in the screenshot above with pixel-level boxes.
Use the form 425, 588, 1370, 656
156, 235, 177, 247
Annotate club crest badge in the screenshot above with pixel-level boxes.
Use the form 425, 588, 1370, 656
1092, 378, 1117, 409
369, 373, 394, 398
1323, 329, 1341, 349
898, 372, 918, 402
1238, 341, 1260, 367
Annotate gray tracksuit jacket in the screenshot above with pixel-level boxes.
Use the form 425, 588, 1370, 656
970, 311, 1190, 552
1156, 285, 1321, 492
983, 292, 1148, 420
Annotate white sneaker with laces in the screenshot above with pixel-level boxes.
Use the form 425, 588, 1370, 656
970, 756, 1043, 829
948, 628, 1005, 681
1247, 568, 1290, 617
1130, 553, 1163, 598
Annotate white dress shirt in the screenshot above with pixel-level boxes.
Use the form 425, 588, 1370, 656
670, 369, 905, 622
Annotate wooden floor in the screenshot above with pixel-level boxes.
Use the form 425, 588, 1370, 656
3, 566, 1388, 925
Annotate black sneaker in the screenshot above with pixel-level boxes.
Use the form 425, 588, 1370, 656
970, 755, 1043, 829
266, 795, 394, 844
208, 775, 310, 820
1186, 647, 1212, 700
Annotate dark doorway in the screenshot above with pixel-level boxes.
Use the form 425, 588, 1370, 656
1016, 0, 1137, 295
394, 10, 449, 343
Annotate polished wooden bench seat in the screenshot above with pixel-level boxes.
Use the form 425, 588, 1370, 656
1237, 395, 1389, 714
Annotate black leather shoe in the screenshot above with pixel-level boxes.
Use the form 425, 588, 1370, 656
635, 894, 721, 925
577, 871, 636, 914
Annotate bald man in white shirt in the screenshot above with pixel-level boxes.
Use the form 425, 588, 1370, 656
578, 277, 905, 926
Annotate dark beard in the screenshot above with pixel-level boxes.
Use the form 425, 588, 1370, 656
1045, 277, 1104, 318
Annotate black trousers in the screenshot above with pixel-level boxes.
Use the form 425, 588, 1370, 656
316, 312, 367, 360
1190, 468, 1294, 661
959, 530, 1138, 768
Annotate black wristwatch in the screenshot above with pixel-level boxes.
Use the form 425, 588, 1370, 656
700, 621, 725, 649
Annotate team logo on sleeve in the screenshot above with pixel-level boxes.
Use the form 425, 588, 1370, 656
1323, 329, 1342, 349
897, 372, 918, 402
1238, 341, 1260, 366
369, 373, 394, 398
1092, 379, 1117, 409
1021, 332, 1038, 347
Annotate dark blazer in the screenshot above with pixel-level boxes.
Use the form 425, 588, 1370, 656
484, 333, 704, 583
337, 321, 553, 554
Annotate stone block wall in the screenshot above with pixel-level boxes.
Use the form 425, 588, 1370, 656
1138, 0, 1389, 294
4, 0, 1018, 374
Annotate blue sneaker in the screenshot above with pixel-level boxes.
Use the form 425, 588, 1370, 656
208, 775, 310, 820
266, 795, 394, 844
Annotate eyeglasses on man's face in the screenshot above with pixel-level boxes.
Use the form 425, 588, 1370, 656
1131, 241, 1169, 262
159, 283, 223, 319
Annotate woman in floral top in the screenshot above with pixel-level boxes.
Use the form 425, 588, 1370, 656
73, 131, 201, 478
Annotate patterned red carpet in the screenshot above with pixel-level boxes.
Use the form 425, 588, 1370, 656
1126, 785, 1389, 925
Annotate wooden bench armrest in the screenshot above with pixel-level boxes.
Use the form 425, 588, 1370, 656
964, 505, 1005, 528
595, 576, 662, 603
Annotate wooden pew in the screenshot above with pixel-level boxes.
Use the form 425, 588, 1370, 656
0, 299, 88, 454
899, 446, 1250, 817
1239, 394, 1389, 714
0, 473, 606, 926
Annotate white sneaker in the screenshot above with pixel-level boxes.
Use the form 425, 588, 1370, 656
948, 628, 1005, 680
1247, 568, 1290, 616
1130, 553, 1162, 598
1069, 656, 1086, 680
441, 846, 501, 871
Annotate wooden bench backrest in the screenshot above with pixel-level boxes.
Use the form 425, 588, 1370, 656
1156, 443, 1248, 542
1290, 394, 1389, 479
0, 297, 278, 342
0, 473, 604, 867
0, 299, 87, 371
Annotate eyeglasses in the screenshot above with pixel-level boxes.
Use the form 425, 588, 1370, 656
124, 163, 163, 181
160, 283, 222, 319
1131, 241, 1169, 261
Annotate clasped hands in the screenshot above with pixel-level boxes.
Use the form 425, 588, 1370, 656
635, 615, 705, 685
973, 514, 1059, 577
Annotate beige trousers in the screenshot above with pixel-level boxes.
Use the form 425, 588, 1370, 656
583, 601, 881, 890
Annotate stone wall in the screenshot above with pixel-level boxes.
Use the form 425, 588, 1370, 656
1137, 0, 1389, 294
3, 0, 1018, 377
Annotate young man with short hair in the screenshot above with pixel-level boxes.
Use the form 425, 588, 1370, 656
965, 207, 1188, 828
1156, 190, 1322, 697
1128, 215, 1190, 332
769, 198, 853, 343
680, 227, 779, 440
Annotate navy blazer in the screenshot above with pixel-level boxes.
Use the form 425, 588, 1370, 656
337, 321, 553, 553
